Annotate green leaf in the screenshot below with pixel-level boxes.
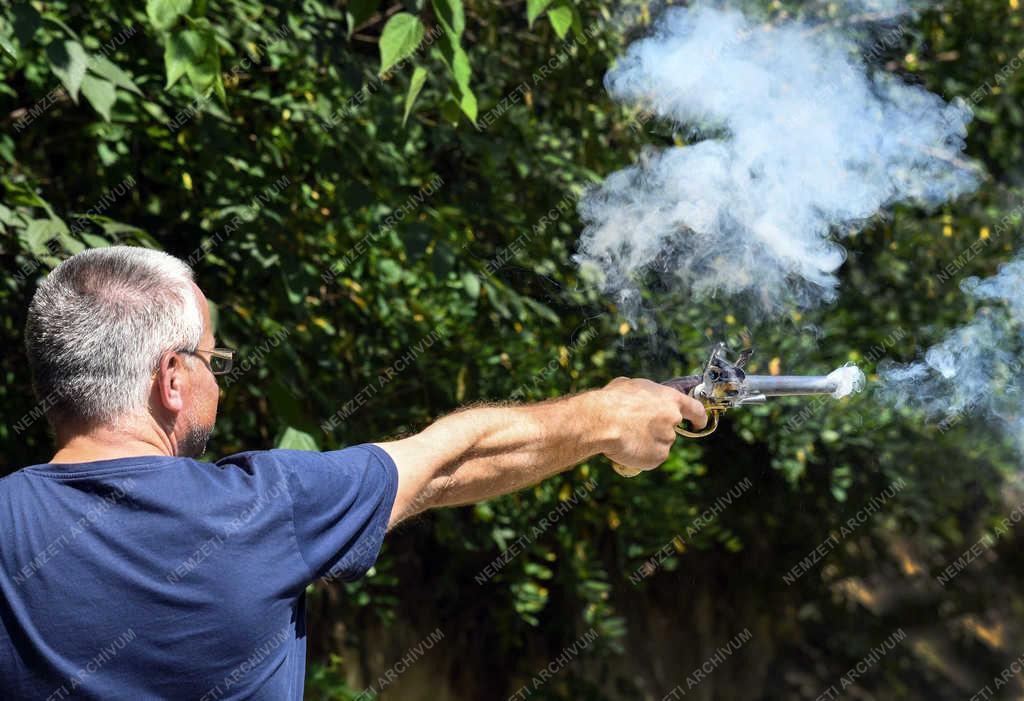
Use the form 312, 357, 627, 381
147, 0, 193, 31
59, 232, 86, 255
450, 42, 472, 94
187, 29, 219, 92
212, 71, 227, 105
379, 12, 425, 75
0, 203, 18, 227
526, 0, 554, 27
46, 40, 88, 103
440, 97, 462, 125
457, 87, 477, 122
547, 3, 573, 39
81, 75, 117, 121
462, 271, 481, 299
20, 218, 68, 256
432, 0, 465, 36
164, 31, 198, 88
81, 233, 110, 248
435, 27, 474, 121
0, 32, 17, 60
164, 29, 218, 91
403, 65, 428, 125
276, 426, 319, 451
88, 56, 143, 96
40, 13, 80, 40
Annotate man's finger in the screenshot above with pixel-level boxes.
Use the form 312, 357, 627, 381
656, 424, 677, 444
678, 395, 708, 430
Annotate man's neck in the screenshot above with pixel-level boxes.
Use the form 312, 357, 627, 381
50, 422, 175, 464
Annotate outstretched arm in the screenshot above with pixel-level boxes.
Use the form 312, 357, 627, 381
377, 378, 707, 528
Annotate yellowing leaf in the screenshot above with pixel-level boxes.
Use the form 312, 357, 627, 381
769, 357, 781, 376
182, 172, 193, 190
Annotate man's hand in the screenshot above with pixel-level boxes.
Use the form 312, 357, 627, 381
596, 377, 707, 471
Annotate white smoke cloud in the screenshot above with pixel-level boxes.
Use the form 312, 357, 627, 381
880, 256, 1024, 452
577, 3, 980, 315
829, 364, 866, 399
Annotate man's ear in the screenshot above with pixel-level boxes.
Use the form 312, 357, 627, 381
156, 350, 187, 413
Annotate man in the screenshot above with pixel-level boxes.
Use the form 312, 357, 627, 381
0, 246, 706, 699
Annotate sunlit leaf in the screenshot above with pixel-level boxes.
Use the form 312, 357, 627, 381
379, 12, 425, 75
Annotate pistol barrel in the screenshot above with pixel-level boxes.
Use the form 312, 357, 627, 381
744, 375, 838, 397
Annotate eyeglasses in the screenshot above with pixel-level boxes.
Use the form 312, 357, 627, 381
181, 347, 235, 376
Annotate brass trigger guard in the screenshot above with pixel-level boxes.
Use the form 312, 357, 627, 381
675, 408, 721, 438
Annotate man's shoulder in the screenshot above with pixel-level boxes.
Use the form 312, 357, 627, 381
0, 467, 29, 491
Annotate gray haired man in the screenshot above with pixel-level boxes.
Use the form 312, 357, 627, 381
0, 245, 705, 699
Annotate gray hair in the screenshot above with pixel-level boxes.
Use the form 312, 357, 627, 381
25, 246, 204, 426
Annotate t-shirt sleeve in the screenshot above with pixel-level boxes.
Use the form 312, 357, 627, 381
271, 443, 398, 583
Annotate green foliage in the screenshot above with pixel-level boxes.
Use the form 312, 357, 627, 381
378, 13, 424, 76
3, 0, 1024, 699
146, 0, 192, 32
45, 39, 87, 101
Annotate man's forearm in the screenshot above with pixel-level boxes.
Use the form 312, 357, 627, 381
379, 390, 617, 526
379, 377, 705, 528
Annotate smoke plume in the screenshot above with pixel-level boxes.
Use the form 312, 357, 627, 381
829, 365, 866, 399
880, 258, 1024, 452
577, 2, 980, 315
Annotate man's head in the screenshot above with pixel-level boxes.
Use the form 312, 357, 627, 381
25, 246, 220, 458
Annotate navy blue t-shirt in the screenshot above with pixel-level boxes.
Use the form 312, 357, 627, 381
0, 444, 398, 700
